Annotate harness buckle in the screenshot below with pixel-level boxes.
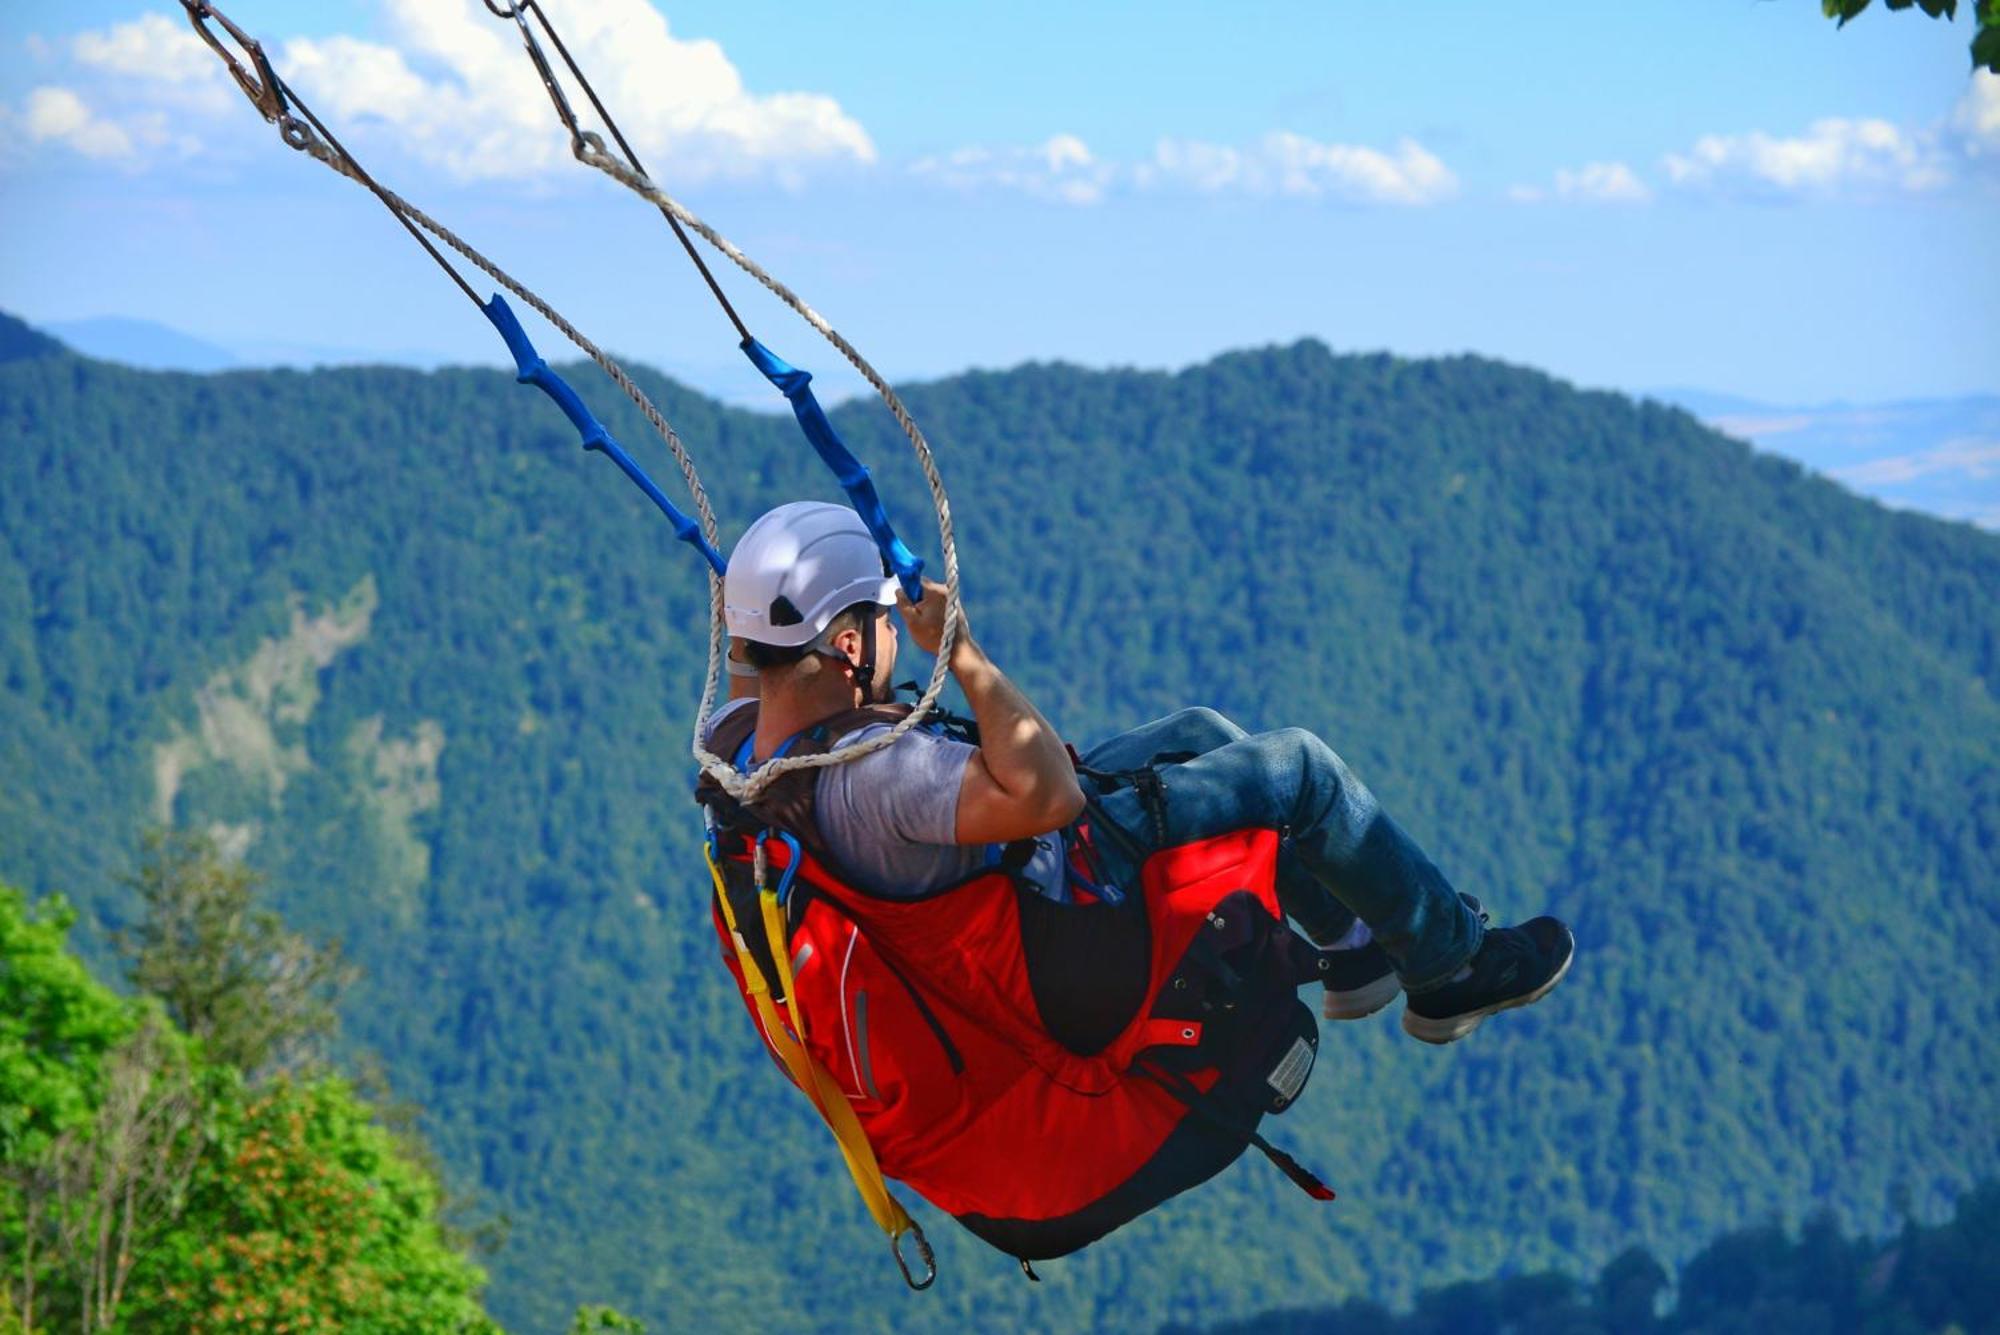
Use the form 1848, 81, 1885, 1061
891, 1223, 936, 1291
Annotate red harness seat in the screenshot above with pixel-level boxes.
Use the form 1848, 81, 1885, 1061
701, 705, 1331, 1262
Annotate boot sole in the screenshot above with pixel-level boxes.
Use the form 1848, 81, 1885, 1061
1400, 929, 1575, 1045
1323, 972, 1401, 1021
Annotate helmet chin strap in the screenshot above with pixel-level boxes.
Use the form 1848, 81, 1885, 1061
853, 612, 880, 706
809, 612, 881, 706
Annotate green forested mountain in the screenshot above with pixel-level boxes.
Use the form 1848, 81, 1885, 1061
2, 315, 1995, 1332
0, 313, 64, 366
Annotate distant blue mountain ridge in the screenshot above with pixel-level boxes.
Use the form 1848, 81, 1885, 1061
41, 316, 242, 373
20, 311, 794, 409
30, 313, 455, 376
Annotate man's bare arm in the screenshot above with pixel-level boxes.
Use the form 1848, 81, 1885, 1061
897, 581, 1084, 845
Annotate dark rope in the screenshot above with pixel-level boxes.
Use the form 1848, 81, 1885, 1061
508, 1, 753, 343
181, 2, 482, 306
274, 75, 483, 308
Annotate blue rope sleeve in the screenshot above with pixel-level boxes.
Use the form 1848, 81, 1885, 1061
482, 294, 727, 578
739, 336, 925, 602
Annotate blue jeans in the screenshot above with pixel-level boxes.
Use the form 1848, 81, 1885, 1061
1079, 707, 1483, 994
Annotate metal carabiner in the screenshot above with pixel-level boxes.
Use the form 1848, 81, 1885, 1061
771, 831, 804, 907
180, 1, 326, 160
492, 2, 592, 159
891, 1223, 937, 1291
180, 1, 284, 123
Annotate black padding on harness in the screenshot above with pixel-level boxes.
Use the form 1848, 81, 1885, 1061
1017, 884, 1151, 1057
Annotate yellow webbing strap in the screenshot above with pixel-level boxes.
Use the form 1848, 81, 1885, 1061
705, 840, 935, 1287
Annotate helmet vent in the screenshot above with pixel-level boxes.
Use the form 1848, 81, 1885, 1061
769, 595, 804, 626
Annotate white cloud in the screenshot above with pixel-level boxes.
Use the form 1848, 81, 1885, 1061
73, 12, 219, 88
1833, 437, 2000, 486
914, 130, 1456, 206
1951, 69, 2000, 158
23, 86, 135, 160
1557, 161, 1652, 203
1708, 413, 1816, 439
277, 0, 874, 185
1947, 502, 2000, 530
1510, 160, 1653, 205
3, 18, 226, 172
1140, 132, 1456, 204
910, 133, 1112, 205
15, 0, 872, 187
1662, 117, 1948, 199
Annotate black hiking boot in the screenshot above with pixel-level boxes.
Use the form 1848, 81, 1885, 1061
1401, 914, 1574, 1045
1320, 940, 1399, 1020
1319, 895, 1484, 1022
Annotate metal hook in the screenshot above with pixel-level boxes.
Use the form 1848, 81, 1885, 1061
482, 0, 524, 15
891, 1224, 937, 1291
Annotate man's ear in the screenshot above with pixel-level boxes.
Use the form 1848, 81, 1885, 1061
828, 623, 865, 668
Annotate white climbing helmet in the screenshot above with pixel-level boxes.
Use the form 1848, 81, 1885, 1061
723, 501, 897, 650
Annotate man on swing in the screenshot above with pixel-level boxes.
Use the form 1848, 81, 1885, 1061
708, 501, 1573, 1045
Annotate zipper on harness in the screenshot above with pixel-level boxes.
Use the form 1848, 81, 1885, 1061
872, 945, 965, 1075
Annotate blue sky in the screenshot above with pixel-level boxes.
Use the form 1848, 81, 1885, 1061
1, 1, 1994, 406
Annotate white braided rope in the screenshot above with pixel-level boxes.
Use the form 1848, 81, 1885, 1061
567, 139, 966, 806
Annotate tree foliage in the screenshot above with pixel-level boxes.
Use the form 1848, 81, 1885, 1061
128, 1077, 498, 1335
116, 829, 354, 1080
0, 314, 65, 368
1823, 0, 2000, 72
40, 1016, 203, 1332
0, 876, 497, 1333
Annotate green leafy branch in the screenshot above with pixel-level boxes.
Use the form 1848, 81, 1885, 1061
1823, 0, 2000, 72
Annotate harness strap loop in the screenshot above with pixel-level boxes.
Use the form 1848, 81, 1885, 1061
1077, 760, 1174, 854
1137, 1059, 1336, 1204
